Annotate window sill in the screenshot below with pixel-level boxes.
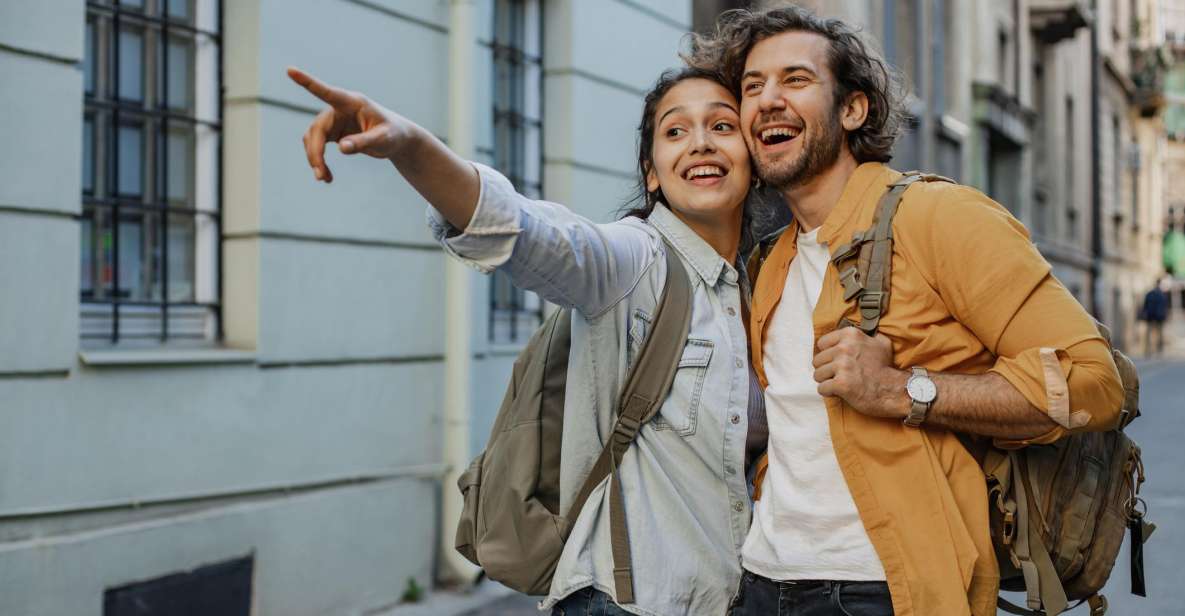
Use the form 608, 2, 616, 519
78, 347, 256, 367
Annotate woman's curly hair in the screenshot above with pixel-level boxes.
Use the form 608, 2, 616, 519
684, 4, 906, 164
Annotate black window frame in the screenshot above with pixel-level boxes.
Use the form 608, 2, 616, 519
488, 0, 544, 345
81, 0, 224, 345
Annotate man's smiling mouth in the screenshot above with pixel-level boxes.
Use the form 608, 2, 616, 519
758, 126, 801, 146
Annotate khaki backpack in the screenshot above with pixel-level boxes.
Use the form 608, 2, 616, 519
454, 241, 692, 603
825, 173, 1155, 615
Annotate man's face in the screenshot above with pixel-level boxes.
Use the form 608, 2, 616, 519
739, 31, 845, 190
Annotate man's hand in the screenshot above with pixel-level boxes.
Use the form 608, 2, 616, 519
812, 327, 909, 419
287, 67, 416, 183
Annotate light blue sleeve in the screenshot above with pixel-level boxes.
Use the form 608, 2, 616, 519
426, 163, 659, 318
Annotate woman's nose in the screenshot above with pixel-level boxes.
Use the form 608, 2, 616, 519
690, 127, 717, 154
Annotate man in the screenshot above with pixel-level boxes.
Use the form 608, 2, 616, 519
1139, 276, 1171, 357
688, 6, 1125, 616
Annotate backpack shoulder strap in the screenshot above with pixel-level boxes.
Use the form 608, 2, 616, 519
564, 238, 692, 603
832, 172, 954, 334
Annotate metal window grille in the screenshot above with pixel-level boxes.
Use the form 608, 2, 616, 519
489, 0, 544, 344
81, 0, 222, 345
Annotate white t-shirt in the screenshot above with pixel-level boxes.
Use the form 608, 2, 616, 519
740, 227, 886, 581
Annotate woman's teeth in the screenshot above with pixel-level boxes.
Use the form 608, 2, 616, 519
685, 165, 724, 179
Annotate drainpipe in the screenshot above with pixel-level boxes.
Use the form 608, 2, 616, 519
440, 0, 481, 586
1090, 0, 1103, 318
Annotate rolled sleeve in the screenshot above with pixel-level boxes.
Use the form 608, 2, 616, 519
914, 189, 1124, 446
987, 289, 1125, 447
426, 162, 523, 273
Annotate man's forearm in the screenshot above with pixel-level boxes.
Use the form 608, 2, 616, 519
898, 370, 1058, 439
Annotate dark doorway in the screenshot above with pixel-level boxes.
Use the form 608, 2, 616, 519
104, 556, 253, 616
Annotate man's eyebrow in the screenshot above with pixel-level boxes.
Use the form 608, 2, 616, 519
742, 64, 819, 81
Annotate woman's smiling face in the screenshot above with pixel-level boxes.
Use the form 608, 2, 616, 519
646, 78, 751, 227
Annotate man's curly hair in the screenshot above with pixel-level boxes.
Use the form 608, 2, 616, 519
684, 4, 906, 164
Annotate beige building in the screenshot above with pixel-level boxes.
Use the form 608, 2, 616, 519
715, 0, 1174, 352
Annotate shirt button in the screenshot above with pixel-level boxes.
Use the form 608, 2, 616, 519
725, 465, 737, 475
727, 307, 736, 316
735, 358, 744, 369
730, 413, 741, 425
733, 501, 745, 512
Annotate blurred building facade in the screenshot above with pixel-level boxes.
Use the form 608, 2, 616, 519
0, 0, 692, 614
714, 0, 1176, 351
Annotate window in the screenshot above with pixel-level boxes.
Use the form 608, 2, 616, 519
81, 0, 222, 345
489, 0, 544, 344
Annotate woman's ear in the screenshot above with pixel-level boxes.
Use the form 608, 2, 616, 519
645, 165, 660, 193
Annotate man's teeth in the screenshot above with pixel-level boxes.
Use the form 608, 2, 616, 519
685, 165, 724, 179
760, 127, 800, 143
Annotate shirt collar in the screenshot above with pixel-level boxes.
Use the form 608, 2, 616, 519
648, 203, 733, 286
817, 162, 896, 248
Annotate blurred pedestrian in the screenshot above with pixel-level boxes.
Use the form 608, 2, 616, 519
1139, 276, 1172, 357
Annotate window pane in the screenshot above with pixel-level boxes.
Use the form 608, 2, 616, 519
167, 0, 191, 20
119, 0, 145, 9
164, 124, 193, 204
117, 212, 158, 301
167, 214, 196, 302
83, 115, 96, 194
118, 28, 144, 102
162, 38, 192, 110
117, 122, 144, 196
98, 208, 115, 299
85, 19, 97, 95
81, 213, 96, 298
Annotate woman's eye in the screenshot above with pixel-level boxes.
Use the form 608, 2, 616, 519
666, 127, 685, 138
713, 122, 734, 131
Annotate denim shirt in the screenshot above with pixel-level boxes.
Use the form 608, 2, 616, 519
428, 164, 754, 616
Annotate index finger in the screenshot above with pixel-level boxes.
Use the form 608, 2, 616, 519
816, 328, 844, 350
287, 66, 354, 108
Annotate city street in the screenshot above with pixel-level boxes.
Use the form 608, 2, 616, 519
1092, 356, 1185, 615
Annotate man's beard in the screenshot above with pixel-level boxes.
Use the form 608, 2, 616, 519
753, 108, 844, 190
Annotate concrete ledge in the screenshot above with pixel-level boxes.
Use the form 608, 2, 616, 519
79, 347, 257, 367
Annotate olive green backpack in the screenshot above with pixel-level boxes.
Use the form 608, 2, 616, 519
823, 172, 1154, 616
454, 242, 691, 603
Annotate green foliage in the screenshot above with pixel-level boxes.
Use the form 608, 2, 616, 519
401, 576, 424, 604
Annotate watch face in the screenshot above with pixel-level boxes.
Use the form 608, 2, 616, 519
907, 376, 937, 404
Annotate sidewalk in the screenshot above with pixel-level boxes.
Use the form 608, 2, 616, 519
1135, 309, 1185, 361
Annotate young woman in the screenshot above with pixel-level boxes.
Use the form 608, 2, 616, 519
289, 65, 767, 616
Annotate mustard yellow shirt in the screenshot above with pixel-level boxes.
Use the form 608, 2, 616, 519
748, 163, 1124, 616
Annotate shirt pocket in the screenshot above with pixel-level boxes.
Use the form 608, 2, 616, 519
651, 338, 714, 437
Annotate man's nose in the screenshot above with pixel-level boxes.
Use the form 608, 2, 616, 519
757, 83, 786, 113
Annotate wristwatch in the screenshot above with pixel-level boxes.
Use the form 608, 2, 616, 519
903, 367, 937, 427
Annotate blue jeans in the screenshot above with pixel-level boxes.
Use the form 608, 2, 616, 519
728, 571, 894, 616
550, 587, 633, 616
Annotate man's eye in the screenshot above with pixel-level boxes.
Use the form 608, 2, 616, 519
743, 82, 762, 93
786, 76, 808, 85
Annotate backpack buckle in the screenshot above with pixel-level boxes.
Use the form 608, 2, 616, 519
859, 291, 883, 316
840, 267, 864, 301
